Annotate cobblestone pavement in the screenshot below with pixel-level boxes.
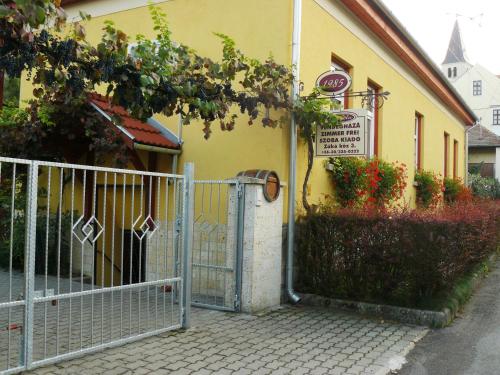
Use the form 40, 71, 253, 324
26, 306, 427, 375
0, 270, 180, 371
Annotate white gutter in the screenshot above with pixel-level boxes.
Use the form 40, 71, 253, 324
134, 143, 181, 155
286, 0, 302, 304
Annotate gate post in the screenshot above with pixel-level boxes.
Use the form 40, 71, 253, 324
23, 161, 38, 369
181, 163, 194, 328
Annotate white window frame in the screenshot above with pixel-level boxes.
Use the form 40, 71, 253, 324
473, 80, 482, 96
414, 114, 422, 170
331, 61, 349, 110
493, 108, 500, 125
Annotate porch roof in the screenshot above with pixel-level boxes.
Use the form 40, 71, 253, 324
468, 125, 500, 148
89, 93, 180, 151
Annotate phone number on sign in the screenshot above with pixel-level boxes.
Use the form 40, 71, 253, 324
321, 149, 361, 155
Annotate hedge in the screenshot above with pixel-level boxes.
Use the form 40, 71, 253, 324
296, 201, 500, 309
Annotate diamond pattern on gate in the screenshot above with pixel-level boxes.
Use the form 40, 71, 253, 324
133, 215, 159, 240
72, 215, 104, 244
195, 213, 225, 244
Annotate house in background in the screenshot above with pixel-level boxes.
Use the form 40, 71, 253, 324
441, 20, 500, 180
468, 125, 500, 181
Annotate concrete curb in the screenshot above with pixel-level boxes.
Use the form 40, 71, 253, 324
299, 252, 498, 328
299, 293, 450, 328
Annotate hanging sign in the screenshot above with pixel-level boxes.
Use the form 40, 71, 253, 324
315, 109, 369, 157
315, 70, 352, 96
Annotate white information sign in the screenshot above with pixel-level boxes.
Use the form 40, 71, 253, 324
315, 109, 369, 157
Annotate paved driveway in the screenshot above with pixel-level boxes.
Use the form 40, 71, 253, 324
28, 306, 427, 375
399, 259, 500, 375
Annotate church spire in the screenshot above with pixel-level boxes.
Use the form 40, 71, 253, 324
443, 20, 468, 64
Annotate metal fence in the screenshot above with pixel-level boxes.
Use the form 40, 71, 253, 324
0, 157, 194, 374
191, 180, 244, 312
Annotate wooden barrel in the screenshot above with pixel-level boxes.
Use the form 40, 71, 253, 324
237, 170, 280, 202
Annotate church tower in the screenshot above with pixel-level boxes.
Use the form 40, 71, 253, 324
441, 20, 472, 81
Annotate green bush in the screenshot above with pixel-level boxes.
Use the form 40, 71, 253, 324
365, 159, 407, 207
443, 177, 462, 203
328, 157, 407, 208
328, 157, 367, 207
0, 183, 72, 276
0, 211, 73, 276
414, 170, 442, 208
468, 174, 500, 199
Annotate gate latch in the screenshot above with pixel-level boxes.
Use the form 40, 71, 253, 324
234, 294, 241, 311
174, 216, 182, 234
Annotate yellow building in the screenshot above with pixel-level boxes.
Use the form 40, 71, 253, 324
21, 0, 477, 218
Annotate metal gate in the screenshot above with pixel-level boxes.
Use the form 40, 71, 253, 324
191, 180, 244, 312
0, 157, 194, 374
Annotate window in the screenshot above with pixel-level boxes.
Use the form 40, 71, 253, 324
453, 67, 457, 78
453, 140, 458, 179
414, 113, 423, 170
331, 54, 352, 110
447, 68, 452, 78
367, 80, 381, 157
444, 133, 450, 177
493, 109, 500, 125
473, 80, 482, 96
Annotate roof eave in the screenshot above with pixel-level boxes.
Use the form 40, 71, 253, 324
469, 144, 500, 148
89, 100, 181, 152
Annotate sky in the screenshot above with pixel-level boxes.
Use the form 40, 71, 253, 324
381, 0, 500, 74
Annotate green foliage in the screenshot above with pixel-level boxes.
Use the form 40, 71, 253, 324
0, 0, 66, 38
296, 91, 341, 212
3, 74, 20, 106
0, 175, 72, 275
414, 170, 442, 208
1, 1, 340, 209
0, 211, 73, 276
0, 1, 334, 146
327, 157, 407, 208
443, 177, 462, 203
365, 159, 407, 207
468, 173, 500, 199
293, 90, 340, 140
328, 157, 367, 207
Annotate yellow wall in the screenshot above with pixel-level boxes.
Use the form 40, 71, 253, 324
298, 0, 467, 208
20, 0, 469, 217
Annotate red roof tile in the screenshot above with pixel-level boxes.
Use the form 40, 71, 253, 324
89, 93, 180, 150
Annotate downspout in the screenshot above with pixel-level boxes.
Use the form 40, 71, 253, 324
465, 128, 469, 186
286, 0, 302, 304
171, 113, 184, 174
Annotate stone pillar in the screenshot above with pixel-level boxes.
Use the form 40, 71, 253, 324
496, 147, 500, 182
238, 177, 284, 313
